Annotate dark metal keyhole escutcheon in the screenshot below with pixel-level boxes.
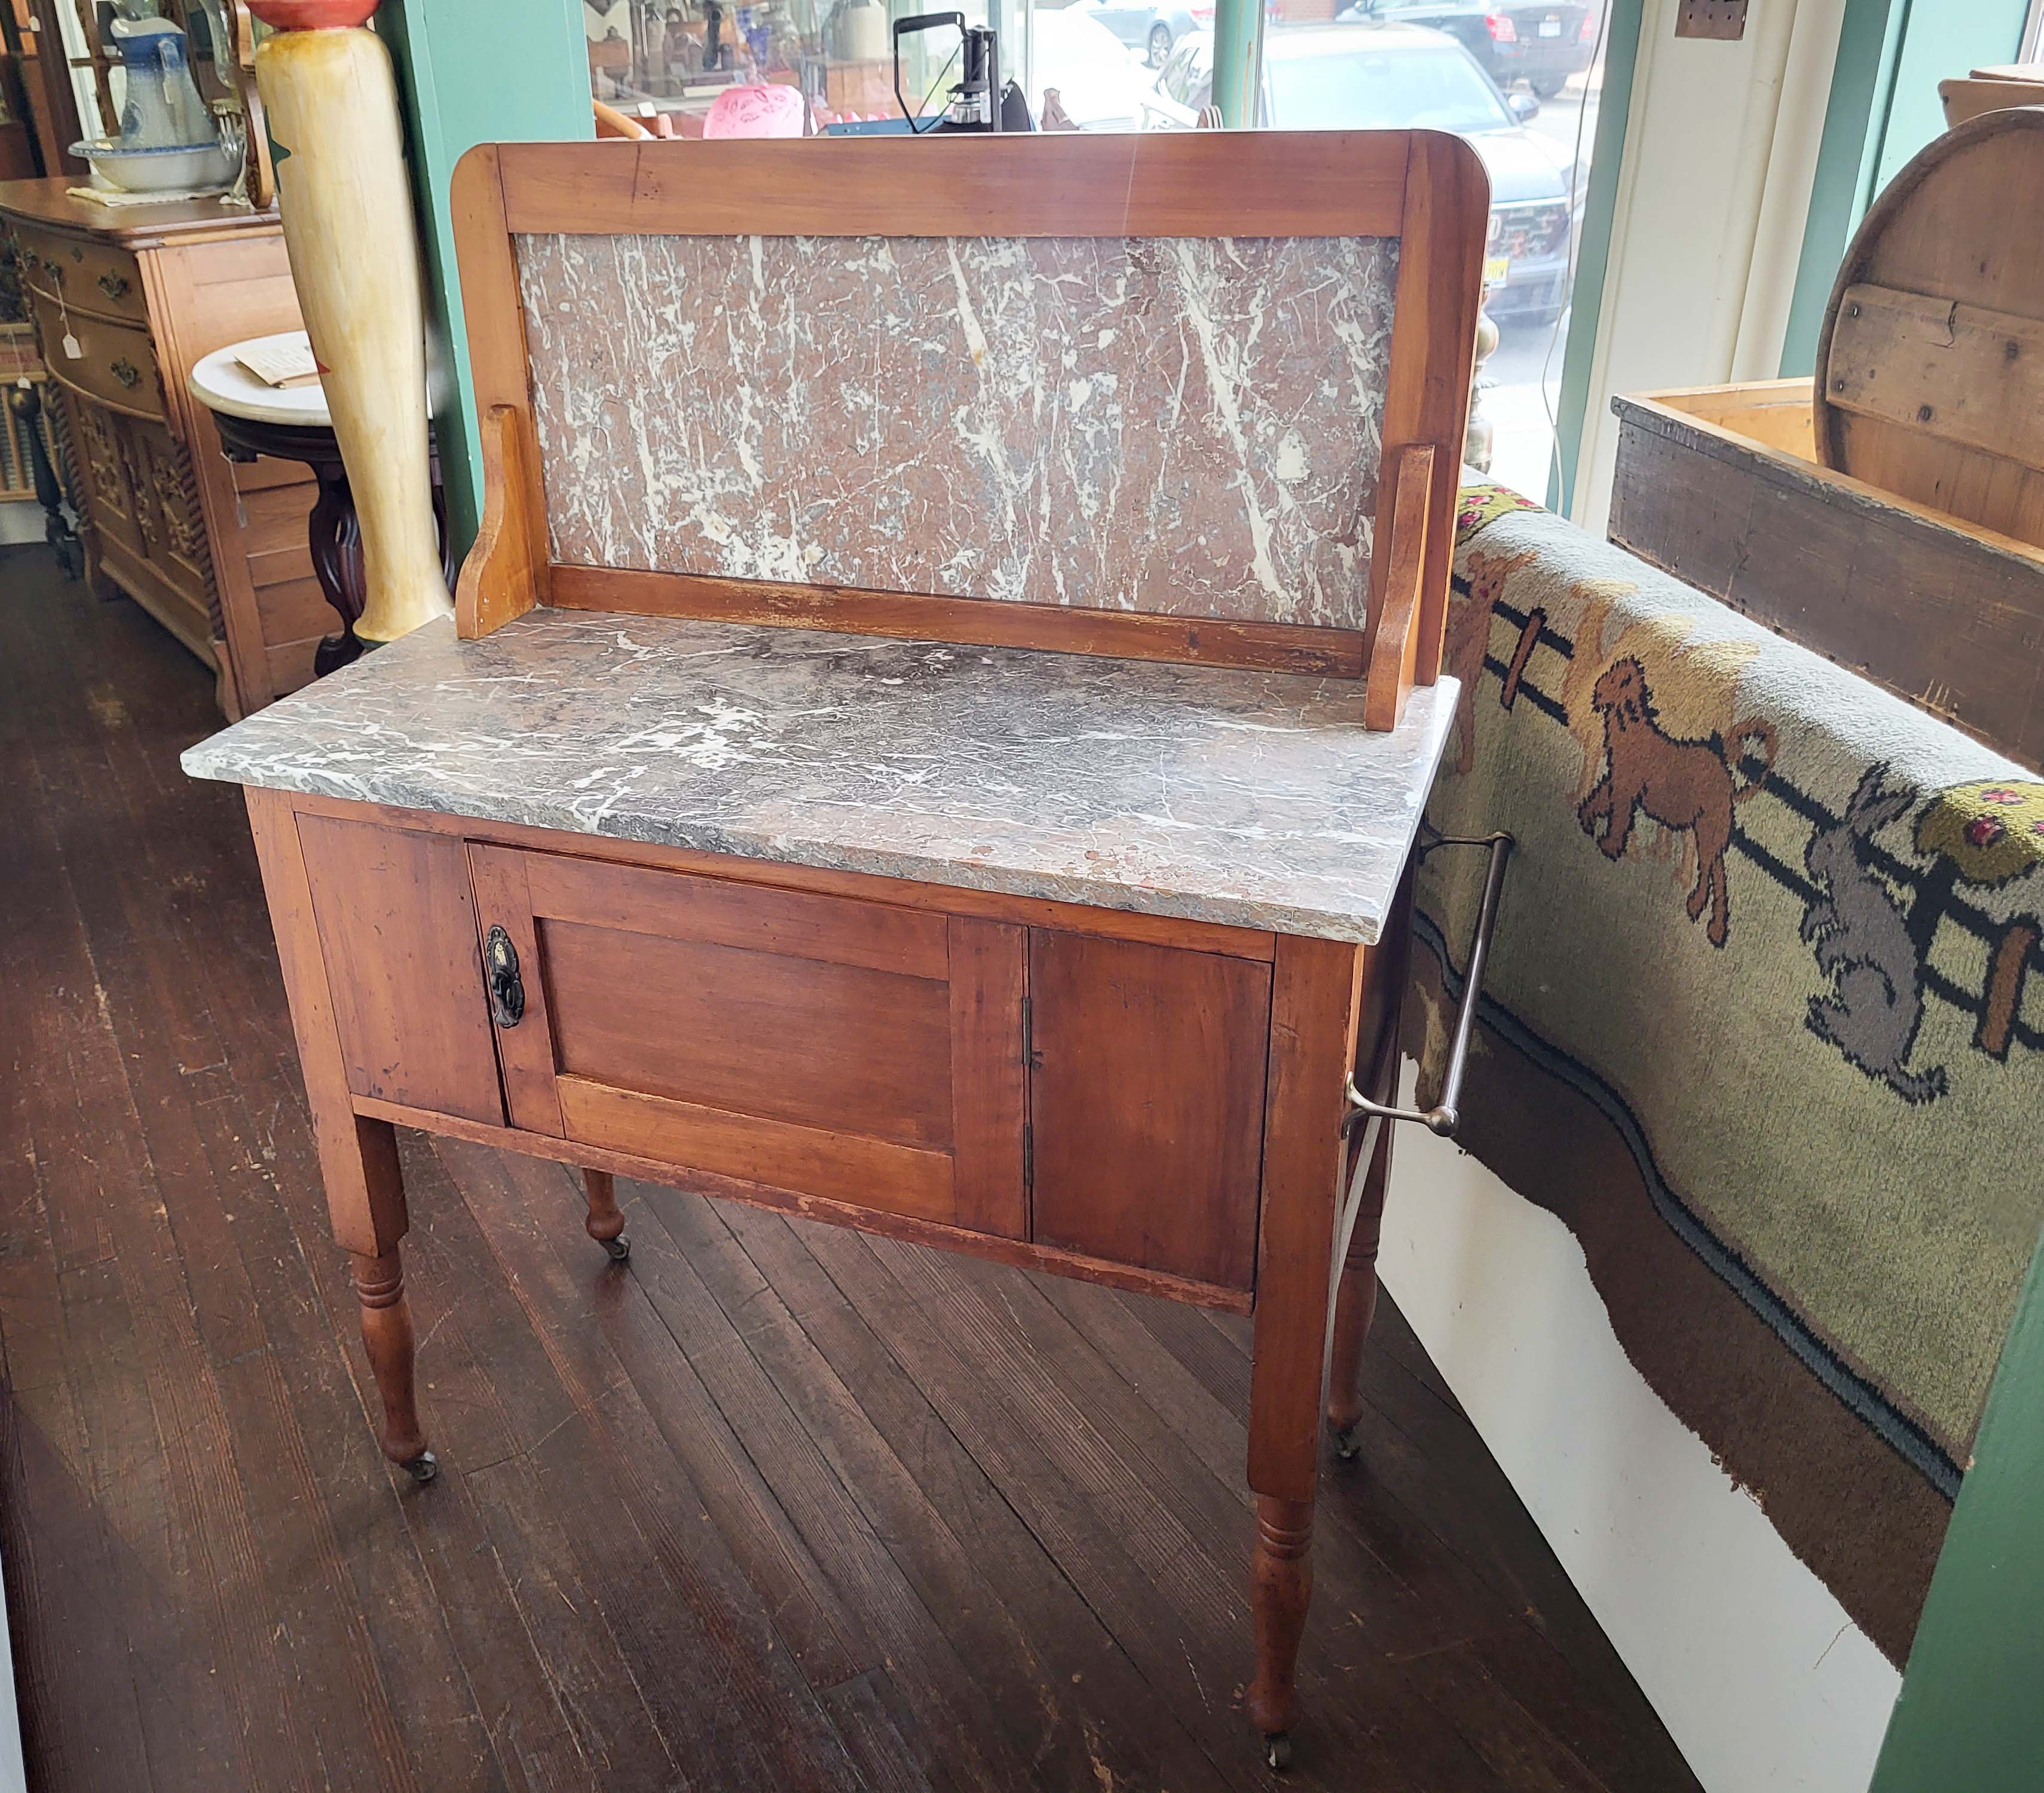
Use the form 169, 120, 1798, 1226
484, 925, 525, 1027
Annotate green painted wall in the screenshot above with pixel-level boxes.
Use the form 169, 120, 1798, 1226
380, 0, 590, 561
1210, 0, 1266, 127
1871, 1224, 2044, 1790
1780, 0, 2029, 377
1875, 0, 2030, 188
1549, 0, 1644, 515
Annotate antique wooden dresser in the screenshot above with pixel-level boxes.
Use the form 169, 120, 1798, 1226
0, 179, 320, 716
184, 131, 1495, 1766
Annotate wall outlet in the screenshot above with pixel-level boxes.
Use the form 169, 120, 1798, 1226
1675, 0, 1747, 39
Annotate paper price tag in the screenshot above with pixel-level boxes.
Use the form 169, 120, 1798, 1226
62, 332, 82, 360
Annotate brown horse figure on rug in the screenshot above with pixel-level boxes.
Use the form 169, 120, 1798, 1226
1578, 656, 1776, 947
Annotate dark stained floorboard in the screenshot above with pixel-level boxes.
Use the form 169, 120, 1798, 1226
0, 547, 1702, 1793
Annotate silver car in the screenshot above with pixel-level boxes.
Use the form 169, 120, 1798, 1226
1142, 22, 1579, 323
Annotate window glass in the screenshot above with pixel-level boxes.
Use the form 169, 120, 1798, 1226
1242, 4, 1614, 505
1265, 42, 1513, 133
577, 0, 1611, 507
586, 0, 1023, 131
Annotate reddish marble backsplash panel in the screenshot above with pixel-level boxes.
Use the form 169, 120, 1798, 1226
515, 232, 1399, 630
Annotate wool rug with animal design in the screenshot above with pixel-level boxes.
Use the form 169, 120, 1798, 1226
1415, 482, 2044, 1667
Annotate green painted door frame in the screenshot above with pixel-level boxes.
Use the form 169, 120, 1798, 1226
378, 0, 590, 562
1547, 0, 1644, 515
1871, 1223, 2044, 1790
1210, 0, 1265, 126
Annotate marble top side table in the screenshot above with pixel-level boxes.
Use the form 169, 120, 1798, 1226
189, 331, 453, 681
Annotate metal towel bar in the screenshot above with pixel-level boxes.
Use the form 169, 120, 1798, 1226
1341, 831, 1514, 1140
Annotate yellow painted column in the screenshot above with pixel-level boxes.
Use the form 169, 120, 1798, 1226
250, 2, 451, 642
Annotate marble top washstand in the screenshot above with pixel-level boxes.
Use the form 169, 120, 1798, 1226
182, 610, 1456, 944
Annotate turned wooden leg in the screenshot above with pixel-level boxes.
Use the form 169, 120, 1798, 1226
1327, 1119, 1393, 1461
7, 384, 81, 579
351, 1247, 436, 1482
1245, 934, 1375, 1768
244, 791, 440, 1484
1247, 1497, 1315, 1766
581, 1168, 631, 1262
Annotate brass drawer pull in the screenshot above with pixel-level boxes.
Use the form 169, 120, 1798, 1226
97, 272, 131, 302
484, 925, 526, 1027
110, 357, 141, 390
40, 256, 62, 284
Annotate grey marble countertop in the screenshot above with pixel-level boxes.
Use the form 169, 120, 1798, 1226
182, 611, 1456, 944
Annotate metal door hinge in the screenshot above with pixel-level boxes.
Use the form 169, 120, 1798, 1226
1023, 1120, 1033, 1189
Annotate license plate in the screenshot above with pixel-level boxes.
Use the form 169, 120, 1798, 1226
1538, 14, 1562, 33
1483, 255, 1510, 286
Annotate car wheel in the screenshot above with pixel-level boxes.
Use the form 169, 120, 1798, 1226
1532, 75, 1566, 99
1148, 22, 1171, 66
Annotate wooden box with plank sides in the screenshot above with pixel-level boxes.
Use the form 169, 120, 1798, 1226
182, 129, 1497, 1768
1610, 108, 2044, 771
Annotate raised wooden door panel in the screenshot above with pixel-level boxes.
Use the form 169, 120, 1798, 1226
295, 812, 506, 1126
470, 846, 1028, 1237
1027, 931, 1273, 1291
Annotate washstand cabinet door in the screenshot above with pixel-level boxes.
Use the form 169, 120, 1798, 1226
1027, 931, 1273, 1292
295, 813, 508, 1126
467, 847, 1029, 1237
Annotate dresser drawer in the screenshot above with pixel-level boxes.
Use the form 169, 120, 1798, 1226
10, 221, 149, 327
34, 292, 167, 423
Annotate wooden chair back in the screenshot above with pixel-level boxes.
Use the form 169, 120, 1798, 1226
451, 132, 1488, 727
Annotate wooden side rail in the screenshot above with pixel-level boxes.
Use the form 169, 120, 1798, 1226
1365, 443, 1436, 730
456, 403, 540, 638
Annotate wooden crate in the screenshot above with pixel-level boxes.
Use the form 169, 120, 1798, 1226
1608, 378, 2044, 770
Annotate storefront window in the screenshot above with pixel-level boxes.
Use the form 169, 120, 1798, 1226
582, 0, 1608, 502
587, 0, 1026, 131
1226, 2, 1608, 503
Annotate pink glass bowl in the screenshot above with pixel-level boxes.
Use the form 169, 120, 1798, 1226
244, 1, 380, 27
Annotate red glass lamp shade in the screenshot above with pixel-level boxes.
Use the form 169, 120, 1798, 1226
244, 1, 380, 26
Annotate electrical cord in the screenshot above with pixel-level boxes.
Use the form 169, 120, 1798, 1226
896, 37, 962, 133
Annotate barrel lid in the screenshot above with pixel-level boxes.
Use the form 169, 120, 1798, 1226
1812, 106, 2044, 549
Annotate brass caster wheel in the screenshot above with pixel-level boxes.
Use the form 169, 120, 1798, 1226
402, 1450, 439, 1485
604, 1234, 631, 1263
1332, 1422, 1360, 1462
1263, 1733, 1292, 1772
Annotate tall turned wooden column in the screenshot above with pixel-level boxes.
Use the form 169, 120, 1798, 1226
247, 0, 452, 644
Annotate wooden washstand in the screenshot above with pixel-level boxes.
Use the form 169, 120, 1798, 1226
184, 131, 1497, 1768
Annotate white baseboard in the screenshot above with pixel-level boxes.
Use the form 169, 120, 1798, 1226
1381, 1084, 1899, 1793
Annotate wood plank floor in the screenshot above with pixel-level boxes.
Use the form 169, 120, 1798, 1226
0, 546, 1702, 1793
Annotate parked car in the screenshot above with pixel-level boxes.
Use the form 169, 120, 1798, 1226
1030, 4, 1153, 128
1142, 23, 1578, 323
1335, 0, 1598, 96
1070, 0, 1206, 67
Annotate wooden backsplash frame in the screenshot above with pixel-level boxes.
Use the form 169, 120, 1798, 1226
449, 132, 1487, 729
